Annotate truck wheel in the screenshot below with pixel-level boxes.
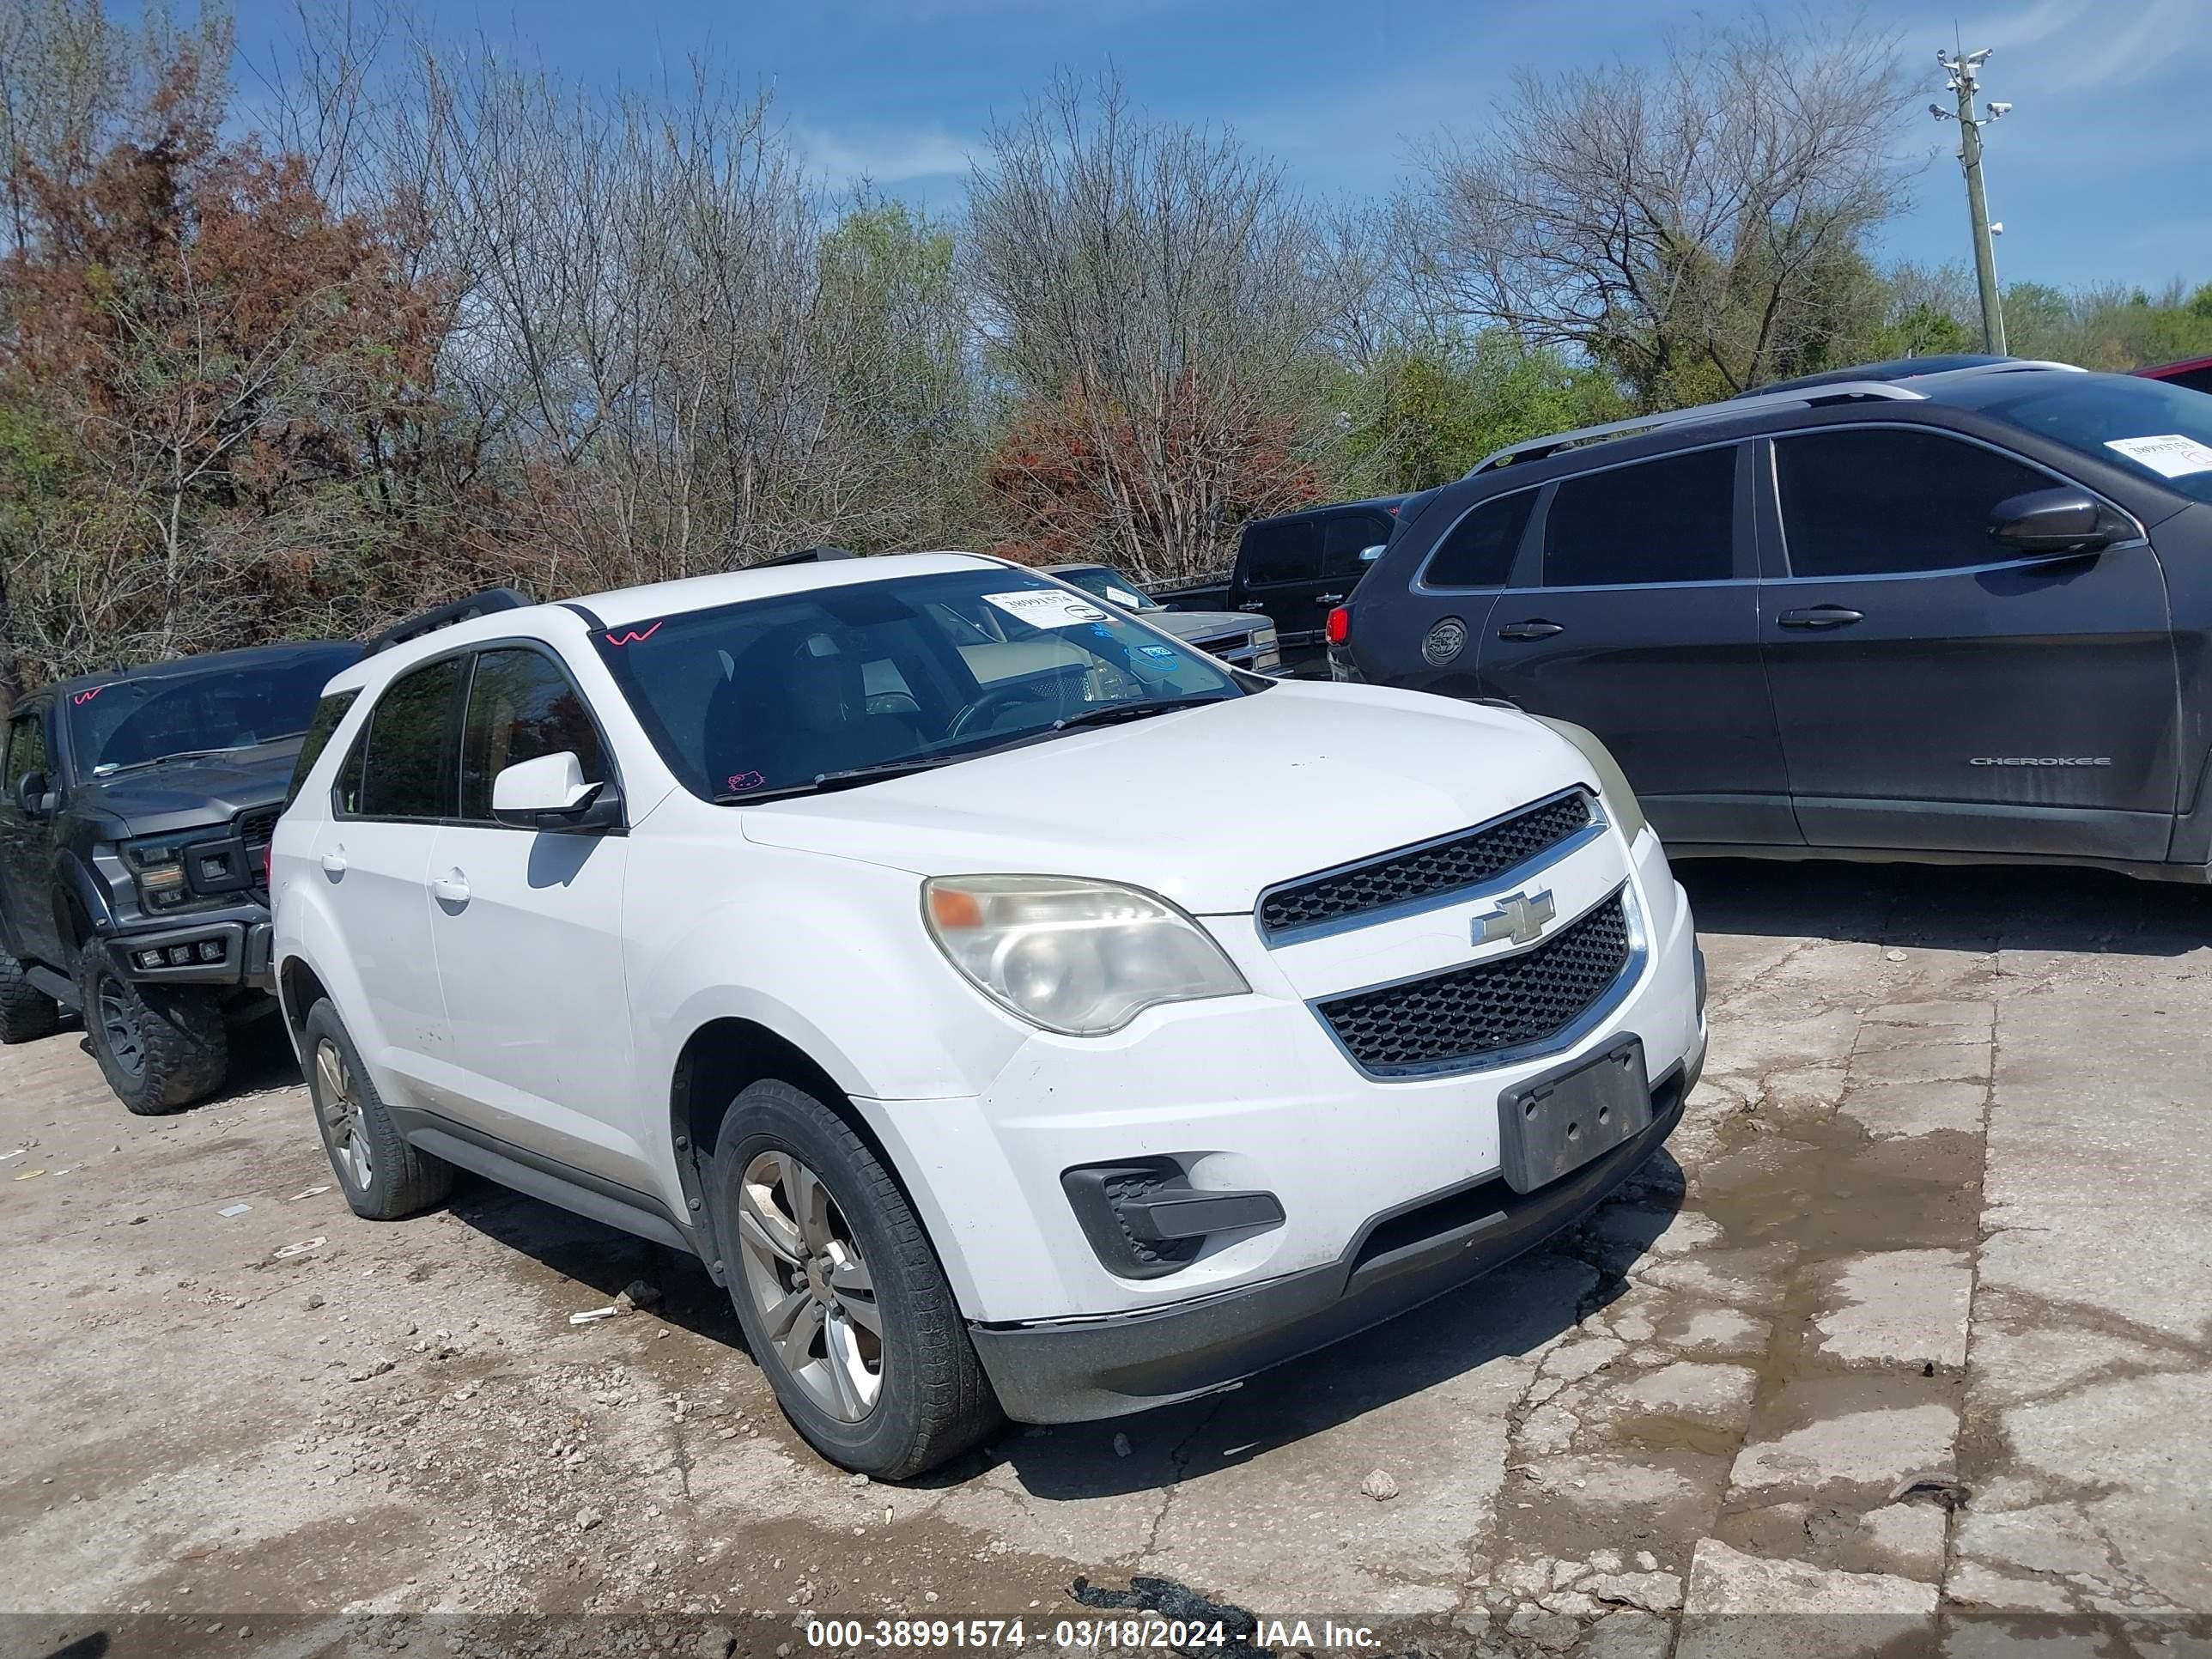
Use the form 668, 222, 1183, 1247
76, 942, 227, 1115
708, 1079, 1002, 1479
301, 999, 454, 1220
0, 946, 61, 1044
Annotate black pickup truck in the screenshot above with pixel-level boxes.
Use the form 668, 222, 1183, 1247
1153, 496, 1404, 672
0, 640, 361, 1113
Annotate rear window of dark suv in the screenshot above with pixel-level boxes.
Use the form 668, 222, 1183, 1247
1981, 376, 2212, 506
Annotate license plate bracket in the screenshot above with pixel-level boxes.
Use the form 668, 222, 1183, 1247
1498, 1036, 1650, 1194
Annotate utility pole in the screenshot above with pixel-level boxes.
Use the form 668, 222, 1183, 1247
1931, 47, 2011, 355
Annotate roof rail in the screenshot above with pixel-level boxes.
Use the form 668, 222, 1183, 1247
757, 546, 860, 567
364, 587, 534, 657
1926, 357, 2086, 379
1464, 380, 1929, 477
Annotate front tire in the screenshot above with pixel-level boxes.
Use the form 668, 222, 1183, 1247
301, 998, 454, 1220
0, 945, 60, 1044
76, 942, 227, 1114
708, 1079, 1001, 1479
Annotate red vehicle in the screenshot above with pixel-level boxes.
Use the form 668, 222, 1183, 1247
2136, 356, 2212, 394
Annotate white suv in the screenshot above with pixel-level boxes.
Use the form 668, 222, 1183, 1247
271, 552, 1705, 1477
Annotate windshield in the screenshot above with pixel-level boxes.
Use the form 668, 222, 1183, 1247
1052, 565, 1161, 611
592, 567, 1249, 801
1981, 376, 2212, 506
67, 647, 361, 777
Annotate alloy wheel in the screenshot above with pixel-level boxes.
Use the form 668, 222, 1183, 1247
314, 1038, 373, 1190
734, 1150, 884, 1422
96, 978, 145, 1079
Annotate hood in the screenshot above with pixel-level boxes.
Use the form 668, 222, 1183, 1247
70, 739, 302, 840
738, 682, 1589, 915
1149, 609, 1264, 642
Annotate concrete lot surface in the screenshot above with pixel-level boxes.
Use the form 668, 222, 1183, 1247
3, 860, 2209, 1659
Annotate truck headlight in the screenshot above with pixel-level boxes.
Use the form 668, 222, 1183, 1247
922, 876, 1249, 1036
1252, 625, 1280, 672
1528, 715, 1648, 843
122, 834, 199, 913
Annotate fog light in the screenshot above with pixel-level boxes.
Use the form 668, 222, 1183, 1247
167, 945, 191, 966
198, 939, 224, 963
137, 950, 164, 970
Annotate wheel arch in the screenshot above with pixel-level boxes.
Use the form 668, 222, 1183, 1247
668, 1016, 931, 1291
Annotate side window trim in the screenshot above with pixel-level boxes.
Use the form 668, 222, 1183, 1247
453, 639, 623, 829
1413, 484, 1547, 594
1761, 420, 2141, 583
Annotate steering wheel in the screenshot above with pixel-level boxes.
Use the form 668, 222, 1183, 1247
947, 682, 1049, 741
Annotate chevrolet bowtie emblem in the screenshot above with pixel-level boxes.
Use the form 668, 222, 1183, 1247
1474, 889, 1556, 947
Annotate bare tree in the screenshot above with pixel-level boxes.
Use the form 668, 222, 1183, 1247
1416, 13, 1913, 407
966, 73, 1331, 580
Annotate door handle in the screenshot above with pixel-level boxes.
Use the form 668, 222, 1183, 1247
1237, 601, 1267, 611
1314, 592, 1345, 605
430, 871, 471, 905
320, 848, 347, 877
1777, 605, 1865, 629
1497, 620, 1565, 641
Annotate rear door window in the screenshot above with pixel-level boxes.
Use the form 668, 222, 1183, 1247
1776, 428, 2057, 577
1425, 491, 1537, 588
1242, 518, 1322, 586
1321, 510, 1396, 579
351, 655, 466, 819
459, 647, 609, 822
287, 690, 359, 808
1543, 447, 1736, 587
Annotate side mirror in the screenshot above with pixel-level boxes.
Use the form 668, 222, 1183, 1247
1358, 544, 1388, 563
1990, 489, 2131, 556
490, 751, 622, 833
15, 770, 52, 817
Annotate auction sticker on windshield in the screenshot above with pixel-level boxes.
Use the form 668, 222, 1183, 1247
2106, 434, 2212, 478
984, 590, 1109, 629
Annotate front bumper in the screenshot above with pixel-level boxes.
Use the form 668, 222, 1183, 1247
106, 918, 274, 991
853, 826, 1702, 1376
973, 1052, 1695, 1421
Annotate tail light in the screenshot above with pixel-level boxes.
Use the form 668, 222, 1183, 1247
1324, 605, 1350, 646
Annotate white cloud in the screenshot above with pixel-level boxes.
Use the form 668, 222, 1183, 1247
794, 123, 974, 188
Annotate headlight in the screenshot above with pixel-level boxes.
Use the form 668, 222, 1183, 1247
1252, 626, 1281, 672
1528, 715, 1648, 843
122, 834, 198, 912
922, 876, 1249, 1036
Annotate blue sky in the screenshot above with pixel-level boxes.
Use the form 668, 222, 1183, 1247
226, 0, 2212, 294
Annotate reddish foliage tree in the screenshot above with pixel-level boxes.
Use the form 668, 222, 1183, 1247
1, 52, 463, 674
985, 379, 1321, 581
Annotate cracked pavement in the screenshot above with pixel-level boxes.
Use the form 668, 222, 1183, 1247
3, 860, 2209, 1657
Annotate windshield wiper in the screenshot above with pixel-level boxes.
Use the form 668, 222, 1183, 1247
1051, 696, 1230, 732
91, 738, 298, 778
714, 755, 956, 804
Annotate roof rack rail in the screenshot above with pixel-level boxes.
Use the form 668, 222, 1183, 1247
758, 546, 860, 567
1464, 380, 1929, 477
1930, 357, 2086, 379
364, 587, 534, 656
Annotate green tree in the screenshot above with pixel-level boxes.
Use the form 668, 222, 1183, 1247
1331, 332, 1623, 495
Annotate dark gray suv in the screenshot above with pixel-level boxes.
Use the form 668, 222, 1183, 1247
1334, 363, 2212, 881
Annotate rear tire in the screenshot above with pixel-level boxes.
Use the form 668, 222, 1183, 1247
708, 1079, 1001, 1479
301, 998, 454, 1220
0, 945, 60, 1044
76, 941, 227, 1115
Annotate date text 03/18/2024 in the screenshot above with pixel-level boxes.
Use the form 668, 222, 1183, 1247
802, 1618, 1384, 1650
